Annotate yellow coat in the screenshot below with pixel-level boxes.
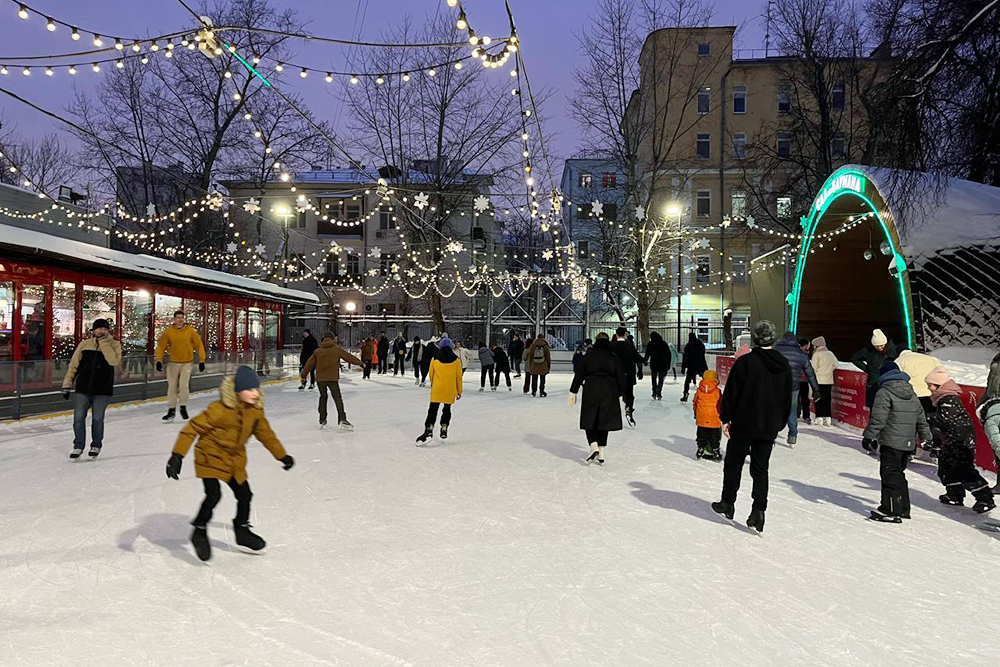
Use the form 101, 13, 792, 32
429, 357, 463, 404
155, 324, 207, 364
171, 377, 286, 484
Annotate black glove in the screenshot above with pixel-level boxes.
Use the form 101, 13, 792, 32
166, 453, 183, 480
199, 362, 206, 372
862, 437, 878, 453
156, 361, 163, 372
61, 389, 71, 400
280, 455, 295, 471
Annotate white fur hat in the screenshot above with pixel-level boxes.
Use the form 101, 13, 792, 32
871, 329, 888, 346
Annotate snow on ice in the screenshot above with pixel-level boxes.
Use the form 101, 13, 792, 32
2, 371, 999, 666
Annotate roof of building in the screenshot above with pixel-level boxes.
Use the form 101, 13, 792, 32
223, 165, 491, 188
0, 222, 319, 304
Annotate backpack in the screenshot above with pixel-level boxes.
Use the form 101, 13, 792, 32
532, 344, 546, 363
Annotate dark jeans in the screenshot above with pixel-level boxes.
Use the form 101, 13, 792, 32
721, 438, 774, 511
318, 380, 346, 423
799, 382, 811, 419
585, 428, 609, 447
300, 363, 315, 386
412, 361, 421, 380
363, 360, 372, 378
378, 356, 388, 374
480, 365, 495, 388
696, 426, 722, 454
787, 389, 800, 438
511, 356, 521, 376
425, 402, 452, 428
683, 369, 700, 397
879, 447, 911, 517
394, 356, 405, 375
493, 369, 511, 388
651, 370, 666, 397
193, 477, 252, 528
528, 374, 546, 394
73, 393, 111, 449
816, 384, 833, 418
938, 446, 993, 502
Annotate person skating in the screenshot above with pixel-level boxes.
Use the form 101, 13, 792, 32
977, 353, 1000, 492
643, 331, 672, 400
693, 370, 723, 460
406, 336, 424, 385
712, 320, 792, 535
165, 366, 294, 561
810, 336, 838, 426
477, 342, 495, 391
525, 333, 551, 397
862, 361, 932, 523
681, 332, 708, 402
416, 338, 463, 444
895, 348, 942, 414
391, 333, 407, 376
572, 339, 592, 375
508, 334, 524, 378
376, 333, 390, 375
490, 344, 512, 391
611, 327, 643, 425
155, 309, 207, 421
925, 366, 995, 513
797, 338, 814, 425
568, 332, 626, 465
300, 332, 363, 430
851, 328, 898, 410
775, 331, 820, 447
455, 341, 475, 376
62, 318, 122, 459
360, 336, 375, 379
420, 338, 438, 387
298, 330, 319, 391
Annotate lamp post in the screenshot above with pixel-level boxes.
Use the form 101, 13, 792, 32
270, 204, 293, 286
345, 300, 356, 349
666, 202, 684, 352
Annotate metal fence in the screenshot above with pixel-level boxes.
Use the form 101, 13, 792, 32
0, 350, 301, 422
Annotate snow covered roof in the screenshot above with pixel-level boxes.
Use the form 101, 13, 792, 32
0, 222, 319, 304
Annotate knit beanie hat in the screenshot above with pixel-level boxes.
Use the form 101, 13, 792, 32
439, 337, 454, 349
924, 365, 951, 386
811, 336, 826, 348
879, 360, 899, 377
703, 370, 718, 381
322, 331, 337, 341
871, 329, 888, 346
234, 365, 260, 392
751, 320, 777, 347
92, 318, 111, 331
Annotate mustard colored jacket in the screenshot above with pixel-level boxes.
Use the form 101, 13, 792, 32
429, 357, 463, 404
155, 324, 206, 364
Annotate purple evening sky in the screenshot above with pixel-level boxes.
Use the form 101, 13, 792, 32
0, 0, 766, 170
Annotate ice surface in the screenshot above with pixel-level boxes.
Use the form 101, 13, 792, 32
2, 371, 1000, 666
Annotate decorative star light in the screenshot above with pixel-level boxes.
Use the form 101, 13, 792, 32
635, 204, 646, 221
447, 240, 464, 254
117, 206, 128, 219
721, 216, 732, 229
591, 199, 604, 218
697, 237, 711, 249
542, 249, 554, 260
338, 266, 347, 275
369, 246, 382, 259
207, 191, 225, 211
520, 269, 529, 276
243, 197, 261, 215
657, 265, 667, 276
146, 203, 157, 217
254, 243, 266, 255
390, 263, 400, 273
414, 192, 429, 210
473, 195, 490, 214
367, 268, 379, 277
746, 215, 757, 229
328, 240, 340, 252
226, 242, 238, 254
540, 223, 550, 232
406, 269, 416, 278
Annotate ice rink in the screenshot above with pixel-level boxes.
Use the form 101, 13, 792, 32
2, 370, 998, 666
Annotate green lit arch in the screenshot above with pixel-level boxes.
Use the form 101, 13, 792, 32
788, 168, 915, 349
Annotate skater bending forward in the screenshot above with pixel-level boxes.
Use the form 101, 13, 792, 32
417, 338, 463, 444
693, 370, 722, 460
165, 365, 295, 561
568, 332, 626, 464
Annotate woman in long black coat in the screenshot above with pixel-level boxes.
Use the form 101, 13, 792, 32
568, 333, 627, 465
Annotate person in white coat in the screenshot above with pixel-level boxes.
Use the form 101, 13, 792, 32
894, 348, 942, 413
810, 337, 838, 426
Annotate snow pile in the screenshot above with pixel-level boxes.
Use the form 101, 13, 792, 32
930, 346, 996, 387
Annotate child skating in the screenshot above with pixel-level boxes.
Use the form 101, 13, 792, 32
165, 366, 295, 561
693, 370, 723, 460
416, 338, 463, 444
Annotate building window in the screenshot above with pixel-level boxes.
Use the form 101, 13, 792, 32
778, 83, 792, 113
472, 226, 486, 242
346, 254, 359, 275
379, 210, 391, 230
579, 172, 592, 188
696, 190, 711, 217
832, 133, 846, 159
380, 253, 397, 276
345, 204, 361, 220
578, 204, 592, 220
732, 133, 747, 159
776, 196, 792, 218
601, 172, 617, 188
696, 256, 710, 284
325, 257, 340, 276
733, 85, 747, 114
696, 133, 711, 159
731, 190, 747, 217
578, 240, 589, 259
777, 132, 792, 158
697, 42, 711, 56
697, 88, 710, 114
832, 83, 845, 110
296, 209, 307, 228
732, 256, 747, 284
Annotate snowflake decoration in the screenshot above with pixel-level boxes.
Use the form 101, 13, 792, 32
338, 266, 348, 275
243, 197, 261, 215
634, 205, 646, 221
406, 269, 416, 278
146, 203, 157, 217
226, 242, 238, 254
328, 240, 340, 253
473, 195, 490, 214
540, 223, 550, 232
447, 241, 464, 254
542, 249, 554, 260
367, 268, 379, 277
519, 269, 529, 276
696, 237, 711, 249
657, 265, 667, 276
746, 215, 757, 229
414, 192, 429, 210
369, 246, 382, 259
207, 191, 225, 211
117, 206, 128, 219
591, 200, 604, 218
254, 243, 266, 255
721, 216, 732, 229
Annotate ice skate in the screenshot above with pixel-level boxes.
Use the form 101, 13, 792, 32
162, 408, 176, 422
939, 494, 964, 506
491, 386, 497, 392
319, 419, 327, 429
625, 408, 635, 427
191, 526, 211, 561
439, 424, 449, 440
479, 387, 484, 392
416, 427, 433, 445
88, 446, 101, 458
596, 445, 605, 465
585, 442, 599, 463
680, 394, 688, 403
179, 406, 189, 420
973, 498, 996, 514
868, 509, 902, 523
786, 435, 797, 448
338, 419, 354, 432
69, 446, 84, 459
420, 381, 427, 388
234, 523, 266, 553
414, 377, 420, 386
747, 509, 765, 536
308, 384, 315, 390
540, 390, 547, 397
711, 501, 735, 523
695, 446, 705, 460
298, 383, 306, 392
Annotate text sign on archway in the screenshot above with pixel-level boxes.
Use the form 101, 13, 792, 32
810, 173, 866, 219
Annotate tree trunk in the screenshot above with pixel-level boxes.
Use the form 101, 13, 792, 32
636, 279, 651, 348
431, 291, 446, 335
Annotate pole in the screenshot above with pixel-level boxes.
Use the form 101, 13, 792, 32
584, 278, 591, 341
676, 212, 683, 352
534, 280, 543, 338
485, 290, 493, 345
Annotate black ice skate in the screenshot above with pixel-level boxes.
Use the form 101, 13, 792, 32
440, 424, 449, 440
625, 408, 635, 427
973, 498, 996, 514
191, 526, 211, 561
540, 390, 547, 397
70, 446, 84, 459
939, 494, 964, 506
696, 447, 705, 460
298, 383, 306, 392
319, 419, 327, 429
234, 523, 266, 552
680, 394, 689, 403
416, 427, 433, 445
162, 408, 176, 422
868, 509, 903, 523
596, 445, 605, 465
179, 406, 189, 420
711, 501, 735, 523
747, 509, 765, 536
88, 446, 101, 458
338, 419, 354, 432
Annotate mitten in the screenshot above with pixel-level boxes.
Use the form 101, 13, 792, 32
156, 361, 163, 372
199, 362, 206, 372
567, 392, 577, 407
166, 453, 183, 480
280, 455, 295, 470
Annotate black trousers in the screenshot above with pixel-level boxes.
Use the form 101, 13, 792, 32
317, 380, 346, 423
799, 382, 811, 419
585, 428, 609, 447
879, 447, 911, 517
651, 370, 666, 397
865, 382, 878, 409
193, 477, 251, 528
378, 356, 388, 374
721, 438, 774, 511
683, 369, 701, 396
412, 361, 421, 379
623, 382, 635, 410
299, 363, 315, 386
528, 374, 546, 394
363, 360, 372, 378
696, 426, 722, 453
481, 365, 495, 388
815, 384, 833, 418
394, 356, 405, 375
511, 356, 521, 375
493, 369, 511, 388
425, 402, 452, 428
938, 446, 993, 502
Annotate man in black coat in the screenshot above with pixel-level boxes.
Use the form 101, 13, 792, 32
681, 332, 708, 402
391, 333, 407, 376
490, 344, 512, 390
643, 331, 672, 400
569, 333, 627, 464
376, 333, 390, 375
712, 320, 792, 535
299, 330, 319, 390
611, 327, 643, 425
508, 334, 525, 378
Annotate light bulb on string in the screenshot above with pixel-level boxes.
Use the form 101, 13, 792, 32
17, 4, 28, 19
114, 39, 124, 50
428, 68, 436, 77
131, 42, 141, 52
46, 17, 55, 31
456, 10, 467, 30
350, 75, 358, 84
300, 68, 308, 78
21, 66, 29, 76
150, 41, 159, 51
93, 34, 103, 47
71, 27, 80, 40
402, 72, 410, 82
45, 67, 53, 76
68, 65, 76, 74
116, 60, 124, 69
325, 72, 333, 83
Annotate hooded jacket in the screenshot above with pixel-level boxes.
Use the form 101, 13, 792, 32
979, 398, 1000, 457
491, 346, 510, 373
570, 338, 626, 432
862, 369, 931, 452
720, 347, 792, 440
527, 337, 552, 375
810, 345, 839, 385
682, 333, 708, 375
62, 335, 122, 396
429, 347, 463, 404
171, 376, 287, 484
774, 333, 820, 392
693, 376, 722, 428
894, 349, 942, 398
643, 332, 672, 372
478, 346, 495, 367
300, 337, 363, 382
928, 380, 975, 451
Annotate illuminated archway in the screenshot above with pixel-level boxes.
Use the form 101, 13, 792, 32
789, 168, 915, 350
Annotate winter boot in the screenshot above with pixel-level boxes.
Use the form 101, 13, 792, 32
540, 390, 547, 397
191, 526, 211, 561
70, 446, 84, 459
939, 493, 964, 506
973, 498, 996, 514
747, 509, 765, 535
88, 445, 101, 458
179, 406, 189, 420
162, 408, 176, 422
234, 523, 266, 552
338, 419, 354, 431
416, 427, 433, 445
711, 501, 735, 522
597, 445, 605, 465
440, 423, 449, 440
868, 508, 902, 523
586, 442, 599, 463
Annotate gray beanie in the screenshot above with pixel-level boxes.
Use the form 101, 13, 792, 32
234, 365, 260, 392
751, 320, 777, 348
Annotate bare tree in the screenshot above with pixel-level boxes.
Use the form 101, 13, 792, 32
0, 126, 79, 195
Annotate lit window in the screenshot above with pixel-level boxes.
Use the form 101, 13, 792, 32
731, 191, 747, 217
579, 172, 592, 188
733, 85, 747, 114
732, 133, 747, 159
697, 133, 711, 159
777, 196, 792, 218
697, 190, 711, 217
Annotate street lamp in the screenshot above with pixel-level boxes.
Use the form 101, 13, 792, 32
345, 301, 356, 348
271, 204, 293, 285
666, 202, 684, 351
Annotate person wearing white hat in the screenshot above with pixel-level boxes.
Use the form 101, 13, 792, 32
850, 328, 898, 409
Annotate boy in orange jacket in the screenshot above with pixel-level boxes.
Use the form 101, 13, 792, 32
693, 370, 723, 460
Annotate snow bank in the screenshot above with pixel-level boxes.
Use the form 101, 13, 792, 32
835, 347, 994, 387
